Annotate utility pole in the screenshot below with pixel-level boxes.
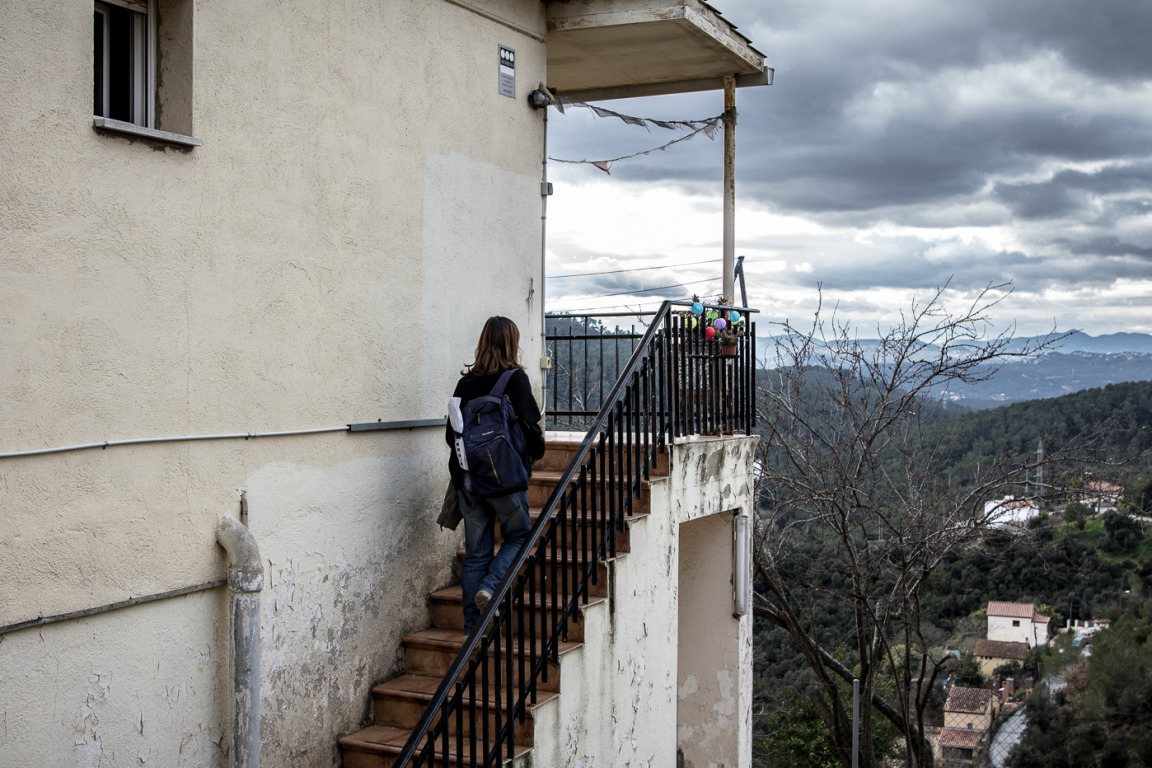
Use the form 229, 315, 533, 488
722, 73, 736, 303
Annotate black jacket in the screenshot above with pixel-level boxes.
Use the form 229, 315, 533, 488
446, 368, 545, 487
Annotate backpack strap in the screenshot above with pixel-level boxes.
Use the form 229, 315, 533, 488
489, 369, 518, 399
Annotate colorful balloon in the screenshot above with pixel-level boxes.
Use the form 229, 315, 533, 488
705, 326, 716, 339
691, 302, 703, 315
706, 310, 719, 320
729, 311, 741, 323
713, 318, 727, 331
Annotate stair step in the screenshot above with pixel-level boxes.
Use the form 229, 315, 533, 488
536, 436, 670, 477
454, 547, 613, 599
402, 627, 576, 693
371, 674, 556, 747
430, 586, 602, 641
528, 470, 652, 511
340, 722, 531, 768
497, 508, 646, 552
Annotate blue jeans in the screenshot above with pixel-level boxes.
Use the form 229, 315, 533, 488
458, 487, 531, 633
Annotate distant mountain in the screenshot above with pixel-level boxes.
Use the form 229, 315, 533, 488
1010, 330, 1152, 355
755, 331, 1152, 410
934, 351, 1152, 410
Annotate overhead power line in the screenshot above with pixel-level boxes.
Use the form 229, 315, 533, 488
548, 278, 722, 313
562, 277, 720, 301
547, 258, 721, 279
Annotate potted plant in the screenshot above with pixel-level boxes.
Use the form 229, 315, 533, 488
716, 315, 744, 357
702, 296, 744, 357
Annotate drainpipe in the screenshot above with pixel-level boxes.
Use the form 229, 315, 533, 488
217, 515, 263, 768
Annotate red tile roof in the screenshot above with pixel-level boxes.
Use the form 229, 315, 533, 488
987, 601, 1035, 618
945, 686, 992, 714
975, 639, 1029, 660
940, 728, 983, 749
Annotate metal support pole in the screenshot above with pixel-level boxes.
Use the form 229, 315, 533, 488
852, 678, 860, 768
722, 73, 736, 303
735, 255, 748, 307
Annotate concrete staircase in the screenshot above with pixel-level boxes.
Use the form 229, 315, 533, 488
338, 435, 666, 767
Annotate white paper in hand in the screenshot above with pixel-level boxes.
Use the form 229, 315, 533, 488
448, 397, 469, 471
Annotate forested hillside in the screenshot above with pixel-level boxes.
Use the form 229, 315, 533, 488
753, 378, 1152, 767
925, 379, 1152, 491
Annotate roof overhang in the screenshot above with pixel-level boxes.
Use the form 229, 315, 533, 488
545, 0, 769, 101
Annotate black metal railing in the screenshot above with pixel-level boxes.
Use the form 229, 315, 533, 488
394, 300, 756, 767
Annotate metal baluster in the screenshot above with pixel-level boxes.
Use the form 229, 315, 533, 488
504, 593, 515, 763
527, 557, 538, 701
606, 413, 616, 559
581, 317, 589, 421
569, 479, 580, 616
559, 491, 569, 640
455, 680, 463, 768
567, 326, 574, 424
625, 375, 633, 519
466, 663, 476, 768
481, 643, 490, 767
439, 691, 448, 767
641, 359, 651, 479
580, 462, 589, 603
516, 574, 525, 726
600, 435, 609, 562
552, 515, 562, 663
747, 316, 754, 431
493, 619, 502, 765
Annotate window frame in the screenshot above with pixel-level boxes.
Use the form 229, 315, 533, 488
93, 0, 155, 128
92, 0, 201, 147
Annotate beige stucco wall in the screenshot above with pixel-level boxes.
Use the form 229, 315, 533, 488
943, 707, 992, 732
0, 0, 547, 764
529, 435, 757, 768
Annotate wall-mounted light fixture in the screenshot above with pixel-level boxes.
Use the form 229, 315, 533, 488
733, 512, 750, 617
527, 88, 551, 110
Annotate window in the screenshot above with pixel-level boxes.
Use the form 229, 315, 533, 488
1012, 619, 1020, 627
93, 0, 199, 146
94, 0, 153, 127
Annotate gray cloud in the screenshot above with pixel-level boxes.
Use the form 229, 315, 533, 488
546, 0, 1152, 332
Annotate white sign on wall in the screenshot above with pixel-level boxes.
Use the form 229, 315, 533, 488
498, 45, 515, 98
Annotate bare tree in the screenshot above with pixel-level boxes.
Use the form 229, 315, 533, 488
753, 283, 1104, 768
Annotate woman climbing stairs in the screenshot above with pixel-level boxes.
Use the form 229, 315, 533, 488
338, 434, 664, 767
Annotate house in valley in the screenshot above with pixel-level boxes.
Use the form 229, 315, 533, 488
939, 686, 996, 765
987, 601, 1051, 647
0, 1, 768, 766
974, 638, 1029, 679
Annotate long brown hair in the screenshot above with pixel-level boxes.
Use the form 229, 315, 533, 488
463, 316, 524, 377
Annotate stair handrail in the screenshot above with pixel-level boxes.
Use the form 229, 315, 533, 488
393, 299, 756, 767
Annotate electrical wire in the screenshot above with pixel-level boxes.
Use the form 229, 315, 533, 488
547, 258, 721, 279
548, 278, 721, 313
556, 277, 719, 303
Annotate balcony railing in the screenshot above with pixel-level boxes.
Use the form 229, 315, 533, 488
545, 305, 756, 436
393, 300, 756, 767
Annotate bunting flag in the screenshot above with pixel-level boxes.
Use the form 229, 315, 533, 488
548, 105, 735, 174
557, 97, 724, 132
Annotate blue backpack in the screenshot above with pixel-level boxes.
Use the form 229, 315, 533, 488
459, 370, 530, 498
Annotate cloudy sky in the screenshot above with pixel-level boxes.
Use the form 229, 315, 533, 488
543, 0, 1152, 337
